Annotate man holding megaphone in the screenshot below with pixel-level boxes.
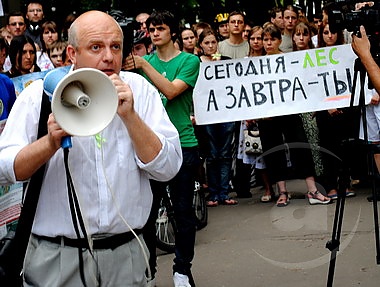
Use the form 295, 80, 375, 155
0, 10, 182, 287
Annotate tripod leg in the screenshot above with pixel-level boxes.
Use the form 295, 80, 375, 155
326, 172, 349, 287
326, 62, 362, 286
357, 56, 380, 264
369, 145, 380, 264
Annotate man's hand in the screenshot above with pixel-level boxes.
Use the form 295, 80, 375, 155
370, 93, 380, 105
109, 73, 135, 120
108, 74, 162, 163
355, 2, 374, 11
47, 114, 70, 150
123, 54, 146, 71
351, 25, 371, 59
351, 26, 380, 101
328, 108, 343, 116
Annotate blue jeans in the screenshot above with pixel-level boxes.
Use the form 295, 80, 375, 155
204, 122, 235, 201
169, 147, 200, 276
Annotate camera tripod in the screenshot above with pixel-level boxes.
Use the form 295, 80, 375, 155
325, 57, 380, 287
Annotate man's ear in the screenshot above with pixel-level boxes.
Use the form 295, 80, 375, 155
66, 45, 76, 65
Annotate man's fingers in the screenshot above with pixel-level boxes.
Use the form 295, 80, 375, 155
360, 25, 367, 37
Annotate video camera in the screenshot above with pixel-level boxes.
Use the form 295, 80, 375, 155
328, 1, 380, 36
108, 10, 141, 57
328, 0, 380, 66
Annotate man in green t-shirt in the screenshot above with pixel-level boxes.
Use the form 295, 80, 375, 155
125, 10, 200, 287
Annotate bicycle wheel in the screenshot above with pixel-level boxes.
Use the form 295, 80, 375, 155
156, 205, 176, 253
193, 181, 208, 230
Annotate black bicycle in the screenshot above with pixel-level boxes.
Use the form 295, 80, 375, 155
155, 181, 208, 253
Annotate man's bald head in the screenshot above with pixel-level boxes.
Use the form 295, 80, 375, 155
68, 11, 123, 48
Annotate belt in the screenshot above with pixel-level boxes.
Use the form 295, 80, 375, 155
34, 229, 142, 250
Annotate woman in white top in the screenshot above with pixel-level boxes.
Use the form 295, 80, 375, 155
36, 20, 57, 71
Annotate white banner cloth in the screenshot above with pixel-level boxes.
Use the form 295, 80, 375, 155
193, 44, 370, 125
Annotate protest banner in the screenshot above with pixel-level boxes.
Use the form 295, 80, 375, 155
193, 44, 370, 125
11, 70, 49, 97
0, 66, 70, 239
11, 65, 71, 97
0, 114, 23, 239
0, 71, 49, 239
0, 183, 23, 239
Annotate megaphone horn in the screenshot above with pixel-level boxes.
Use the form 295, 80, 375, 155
61, 82, 91, 109
43, 67, 118, 148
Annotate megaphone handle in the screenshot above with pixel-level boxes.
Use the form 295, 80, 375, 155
61, 136, 72, 149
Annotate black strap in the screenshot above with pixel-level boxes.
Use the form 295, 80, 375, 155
5, 91, 51, 281
63, 147, 91, 286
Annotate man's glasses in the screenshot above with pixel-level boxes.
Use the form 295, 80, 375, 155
9, 22, 25, 26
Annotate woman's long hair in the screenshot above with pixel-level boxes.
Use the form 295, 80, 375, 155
197, 27, 219, 56
40, 20, 59, 51
248, 26, 265, 56
317, 21, 344, 48
292, 22, 315, 51
8, 35, 40, 76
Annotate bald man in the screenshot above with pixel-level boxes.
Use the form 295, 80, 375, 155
0, 10, 182, 287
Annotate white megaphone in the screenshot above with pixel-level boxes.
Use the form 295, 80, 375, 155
43, 67, 118, 148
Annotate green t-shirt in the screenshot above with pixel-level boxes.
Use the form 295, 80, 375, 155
143, 51, 200, 147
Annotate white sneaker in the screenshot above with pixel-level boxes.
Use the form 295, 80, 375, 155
173, 272, 191, 287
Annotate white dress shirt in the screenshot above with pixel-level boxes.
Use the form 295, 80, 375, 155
0, 70, 182, 238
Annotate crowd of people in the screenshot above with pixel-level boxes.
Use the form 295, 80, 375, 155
1, 1, 380, 287
0, 3, 71, 76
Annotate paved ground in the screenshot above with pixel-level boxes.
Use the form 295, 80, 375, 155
154, 179, 380, 287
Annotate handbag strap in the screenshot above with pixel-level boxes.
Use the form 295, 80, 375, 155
10, 90, 51, 277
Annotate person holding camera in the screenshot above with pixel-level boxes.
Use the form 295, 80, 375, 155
352, 25, 380, 95
352, 25, 380, 201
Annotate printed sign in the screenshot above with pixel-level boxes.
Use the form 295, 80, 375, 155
193, 44, 370, 125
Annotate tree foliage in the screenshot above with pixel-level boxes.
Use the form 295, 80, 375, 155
15, 0, 325, 29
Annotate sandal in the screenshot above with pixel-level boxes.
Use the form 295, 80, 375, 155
260, 194, 273, 202
328, 189, 356, 200
220, 198, 238, 205
346, 189, 356, 197
276, 192, 289, 207
307, 190, 331, 205
327, 189, 338, 200
261, 190, 275, 203
206, 200, 218, 207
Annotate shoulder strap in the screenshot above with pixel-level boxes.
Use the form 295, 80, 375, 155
8, 90, 51, 279
37, 90, 51, 138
